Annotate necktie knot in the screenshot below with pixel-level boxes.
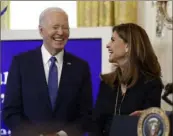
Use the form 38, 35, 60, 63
50, 57, 57, 63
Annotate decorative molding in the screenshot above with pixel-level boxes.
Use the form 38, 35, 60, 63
153, 1, 172, 37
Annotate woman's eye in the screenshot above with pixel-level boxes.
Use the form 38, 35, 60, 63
111, 37, 114, 41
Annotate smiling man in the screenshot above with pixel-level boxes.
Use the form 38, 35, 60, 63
39, 8, 69, 55
2, 7, 93, 136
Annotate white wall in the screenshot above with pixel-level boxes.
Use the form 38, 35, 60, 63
138, 1, 173, 111
10, 1, 77, 29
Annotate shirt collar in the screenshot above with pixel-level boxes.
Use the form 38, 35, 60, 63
41, 45, 64, 65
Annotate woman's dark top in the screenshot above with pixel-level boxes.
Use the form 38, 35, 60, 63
90, 72, 163, 136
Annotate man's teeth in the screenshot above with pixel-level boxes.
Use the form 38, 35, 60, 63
54, 38, 63, 41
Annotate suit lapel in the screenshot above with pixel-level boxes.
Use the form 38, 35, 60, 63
54, 51, 72, 112
34, 47, 52, 112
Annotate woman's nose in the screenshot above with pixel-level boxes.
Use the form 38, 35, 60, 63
106, 43, 110, 48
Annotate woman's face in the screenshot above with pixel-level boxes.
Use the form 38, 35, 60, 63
107, 31, 128, 63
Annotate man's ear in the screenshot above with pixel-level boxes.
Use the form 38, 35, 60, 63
38, 25, 43, 37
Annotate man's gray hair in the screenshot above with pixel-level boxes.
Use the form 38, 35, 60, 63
39, 7, 68, 26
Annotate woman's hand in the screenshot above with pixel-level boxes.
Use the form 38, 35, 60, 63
129, 110, 144, 116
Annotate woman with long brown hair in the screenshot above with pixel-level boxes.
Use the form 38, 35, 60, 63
91, 23, 164, 136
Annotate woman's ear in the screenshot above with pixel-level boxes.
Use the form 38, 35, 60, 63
125, 44, 128, 53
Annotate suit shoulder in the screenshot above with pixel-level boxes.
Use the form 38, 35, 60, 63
99, 72, 116, 88
66, 52, 88, 65
13, 47, 40, 60
141, 73, 164, 89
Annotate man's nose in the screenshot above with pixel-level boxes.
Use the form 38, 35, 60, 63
56, 27, 64, 35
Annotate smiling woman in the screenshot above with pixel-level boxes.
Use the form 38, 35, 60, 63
10, 1, 77, 30
90, 23, 164, 136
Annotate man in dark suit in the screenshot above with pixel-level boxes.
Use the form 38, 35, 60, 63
2, 7, 93, 136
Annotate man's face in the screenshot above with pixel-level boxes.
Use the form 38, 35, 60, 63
39, 11, 69, 53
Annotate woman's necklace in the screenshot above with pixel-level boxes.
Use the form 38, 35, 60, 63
114, 85, 127, 115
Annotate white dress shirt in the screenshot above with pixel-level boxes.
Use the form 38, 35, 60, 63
41, 45, 67, 136
41, 45, 63, 86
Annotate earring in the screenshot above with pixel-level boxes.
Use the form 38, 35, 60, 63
125, 44, 128, 53
125, 48, 128, 53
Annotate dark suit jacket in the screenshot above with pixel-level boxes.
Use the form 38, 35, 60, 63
2, 47, 93, 136
90, 72, 163, 136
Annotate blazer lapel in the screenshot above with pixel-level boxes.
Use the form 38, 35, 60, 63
54, 51, 72, 112
34, 47, 52, 112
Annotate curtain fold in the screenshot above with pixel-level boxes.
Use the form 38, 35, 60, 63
1, 1, 10, 29
77, 1, 138, 27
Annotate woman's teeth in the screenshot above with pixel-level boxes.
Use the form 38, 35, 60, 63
109, 51, 113, 54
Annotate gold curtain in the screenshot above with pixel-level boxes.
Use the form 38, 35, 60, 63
1, 1, 10, 29
77, 1, 138, 27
